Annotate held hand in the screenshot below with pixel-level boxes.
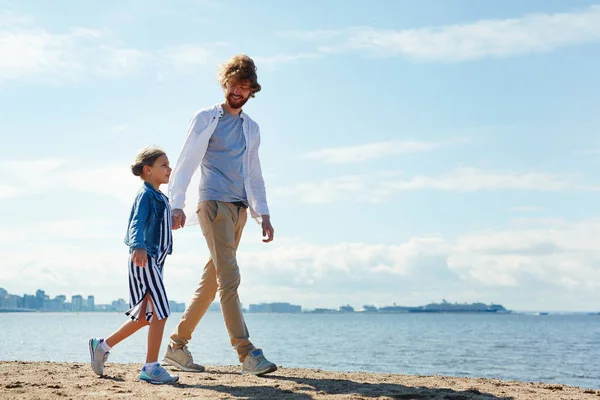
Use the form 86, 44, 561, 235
132, 248, 148, 268
261, 215, 274, 243
172, 208, 187, 230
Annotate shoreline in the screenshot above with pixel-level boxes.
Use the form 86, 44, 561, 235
1, 361, 598, 399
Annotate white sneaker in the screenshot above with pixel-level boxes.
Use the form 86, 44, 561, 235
162, 345, 205, 372
241, 349, 277, 376
88, 338, 110, 376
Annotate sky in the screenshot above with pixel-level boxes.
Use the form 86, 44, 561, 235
1, 0, 600, 312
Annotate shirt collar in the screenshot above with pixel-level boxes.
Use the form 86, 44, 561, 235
217, 103, 245, 120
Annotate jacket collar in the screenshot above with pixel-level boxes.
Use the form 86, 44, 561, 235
143, 181, 167, 200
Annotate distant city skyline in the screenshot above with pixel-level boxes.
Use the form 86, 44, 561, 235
0, 286, 519, 313
0, 287, 185, 313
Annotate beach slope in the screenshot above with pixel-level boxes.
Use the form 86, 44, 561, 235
0, 361, 597, 399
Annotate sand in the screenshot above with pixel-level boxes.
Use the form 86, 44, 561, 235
0, 361, 598, 399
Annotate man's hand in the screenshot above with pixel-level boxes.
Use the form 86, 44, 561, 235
132, 248, 148, 267
172, 208, 187, 230
261, 215, 274, 243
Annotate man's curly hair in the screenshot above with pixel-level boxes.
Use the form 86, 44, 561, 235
217, 54, 261, 97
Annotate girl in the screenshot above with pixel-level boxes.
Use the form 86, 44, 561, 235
88, 147, 179, 384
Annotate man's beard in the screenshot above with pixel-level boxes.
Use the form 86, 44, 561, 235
226, 93, 249, 110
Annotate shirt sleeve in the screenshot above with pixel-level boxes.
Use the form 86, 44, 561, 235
249, 124, 270, 216
168, 111, 209, 210
127, 191, 151, 251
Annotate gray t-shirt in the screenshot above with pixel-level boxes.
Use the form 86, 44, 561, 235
198, 111, 247, 203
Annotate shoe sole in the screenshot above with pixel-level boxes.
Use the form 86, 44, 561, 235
161, 357, 205, 373
88, 339, 103, 376
139, 377, 180, 385
242, 364, 278, 376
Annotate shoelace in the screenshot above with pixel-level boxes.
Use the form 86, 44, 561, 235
184, 347, 194, 363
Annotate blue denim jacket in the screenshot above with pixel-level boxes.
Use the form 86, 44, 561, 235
124, 182, 172, 258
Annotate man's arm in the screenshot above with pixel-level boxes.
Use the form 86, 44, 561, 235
249, 125, 273, 242
249, 127, 270, 216
168, 111, 210, 216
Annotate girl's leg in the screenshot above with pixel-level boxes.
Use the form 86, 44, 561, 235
146, 297, 168, 363
105, 295, 150, 347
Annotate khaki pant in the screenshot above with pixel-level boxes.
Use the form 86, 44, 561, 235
169, 200, 254, 361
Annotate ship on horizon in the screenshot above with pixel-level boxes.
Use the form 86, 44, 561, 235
374, 299, 511, 314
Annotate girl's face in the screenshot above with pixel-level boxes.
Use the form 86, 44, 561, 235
144, 154, 171, 185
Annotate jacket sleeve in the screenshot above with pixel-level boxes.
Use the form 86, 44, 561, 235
249, 125, 270, 216
168, 111, 210, 210
127, 191, 151, 251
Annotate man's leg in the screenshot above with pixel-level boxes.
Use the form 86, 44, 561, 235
161, 259, 214, 372
169, 258, 218, 349
197, 201, 276, 375
162, 203, 220, 372
200, 201, 254, 361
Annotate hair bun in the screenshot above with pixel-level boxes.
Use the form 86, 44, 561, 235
131, 163, 143, 176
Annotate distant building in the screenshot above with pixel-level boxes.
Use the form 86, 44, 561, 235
378, 305, 412, 313
36, 289, 48, 309
339, 304, 355, 313
2, 294, 19, 309
362, 305, 378, 313
72, 295, 83, 312
44, 298, 65, 312
249, 302, 302, 313
112, 298, 128, 312
208, 302, 221, 312
168, 300, 185, 312
23, 294, 37, 309
87, 296, 95, 312
0, 288, 8, 298
309, 308, 337, 314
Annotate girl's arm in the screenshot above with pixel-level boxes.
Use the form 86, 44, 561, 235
127, 191, 151, 253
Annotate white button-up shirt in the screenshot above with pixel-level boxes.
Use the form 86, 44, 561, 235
168, 104, 269, 223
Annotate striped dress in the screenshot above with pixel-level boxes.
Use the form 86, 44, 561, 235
125, 192, 172, 322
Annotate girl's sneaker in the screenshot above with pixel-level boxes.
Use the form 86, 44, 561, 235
139, 364, 179, 384
88, 338, 110, 376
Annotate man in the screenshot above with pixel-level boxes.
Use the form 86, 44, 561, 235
162, 54, 277, 376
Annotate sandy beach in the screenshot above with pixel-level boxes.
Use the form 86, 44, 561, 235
0, 361, 598, 399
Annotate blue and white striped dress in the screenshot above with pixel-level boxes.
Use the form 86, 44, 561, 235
125, 192, 172, 322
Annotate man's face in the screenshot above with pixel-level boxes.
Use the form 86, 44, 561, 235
225, 79, 252, 110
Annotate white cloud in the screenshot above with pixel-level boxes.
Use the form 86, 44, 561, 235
254, 52, 321, 68
285, 5, 600, 61
276, 167, 599, 203
164, 44, 220, 72
276, 173, 390, 204
389, 167, 585, 191
96, 46, 146, 77
509, 206, 542, 212
0, 185, 19, 199
2, 214, 600, 310
304, 139, 455, 164
239, 218, 600, 310
0, 158, 141, 204
0, 219, 121, 245
61, 163, 141, 204
0, 158, 66, 195
0, 14, 145, 83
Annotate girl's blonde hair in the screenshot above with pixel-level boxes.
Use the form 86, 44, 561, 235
217, 54, 261, 97
131, 147, 166, 177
